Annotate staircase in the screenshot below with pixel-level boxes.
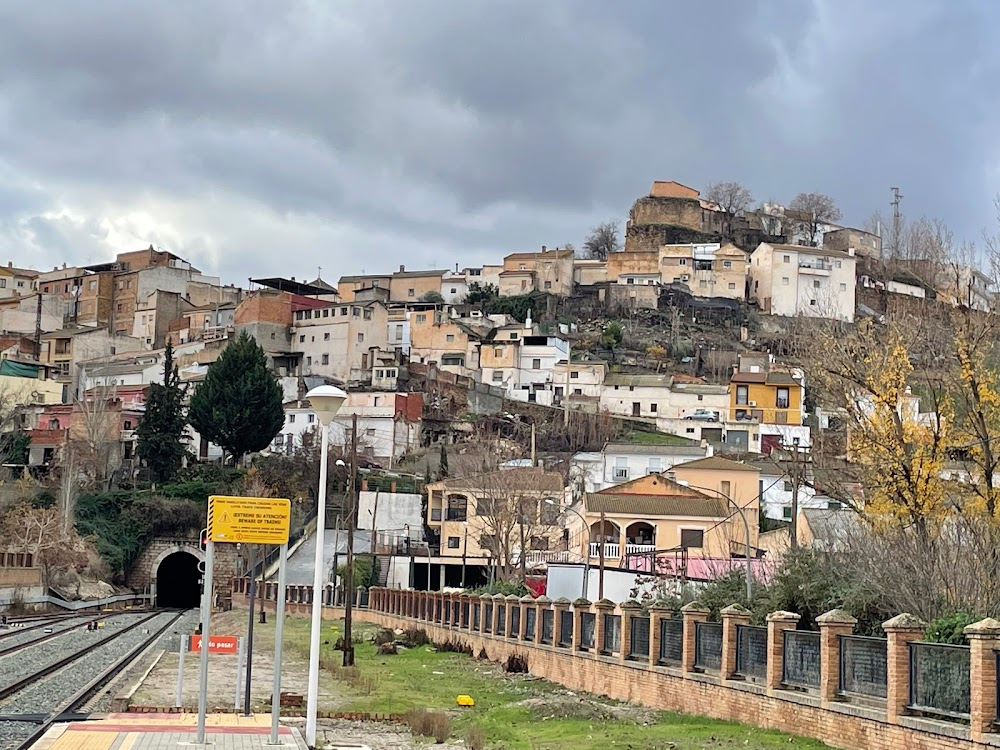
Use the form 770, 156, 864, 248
376, 555, 391, 587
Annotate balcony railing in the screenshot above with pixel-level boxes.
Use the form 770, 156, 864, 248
624, 543, 655, 555
589, 543, 620, 559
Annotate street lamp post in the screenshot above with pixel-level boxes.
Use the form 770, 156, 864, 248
304, 385, 347, 749
679, 482, 753, 602
544, 499, 590, 599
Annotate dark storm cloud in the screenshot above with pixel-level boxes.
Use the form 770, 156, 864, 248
0, 0, 993, 281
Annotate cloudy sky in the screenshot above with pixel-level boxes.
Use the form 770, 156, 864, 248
0, 0, 995, 284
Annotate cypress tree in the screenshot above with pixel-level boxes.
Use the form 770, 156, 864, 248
438, 442, 449, 479
137, 339, 188, 482
188, 331, 285, 464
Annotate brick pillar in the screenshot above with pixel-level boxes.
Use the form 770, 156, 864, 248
573, 598, 591, 651
518, 595, 533, 640
721, 604, 752, 679
681, 602, 709, 675
355, 586, 365, 608
505, 595, 518, 637
620, 601, 641, 663
966, 617, 1000, 742
594, 599, 614, 656
816, 608, 857, 705
765, 610, 800, 691
883, 613, 925, 724
648, 604, 670, 667
550, 598, 568, 648
534, 596, 552, 646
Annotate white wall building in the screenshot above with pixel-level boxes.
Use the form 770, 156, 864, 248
440, 271, 468, 304
599, 374, 673, 419
570, 441, 712, 494
749, 242, 857, 322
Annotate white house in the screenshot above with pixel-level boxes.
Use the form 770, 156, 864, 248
599, 373, 673, 419
570, 440, 711, 494
440, 271, 469, 304
753, 460, 836, 521
748, 242, 857, 322
656, 416, 762, 455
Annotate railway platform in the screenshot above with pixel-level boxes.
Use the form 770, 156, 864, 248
30, 712, 308, 749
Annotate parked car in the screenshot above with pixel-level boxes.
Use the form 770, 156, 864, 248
684, 409, 719, 422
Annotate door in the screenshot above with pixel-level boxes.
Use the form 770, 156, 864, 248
632, 402, 640, 416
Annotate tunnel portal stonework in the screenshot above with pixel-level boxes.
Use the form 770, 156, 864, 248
128, 536, 241, 606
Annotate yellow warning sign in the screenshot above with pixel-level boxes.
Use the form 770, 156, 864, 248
207, 495, 292, 545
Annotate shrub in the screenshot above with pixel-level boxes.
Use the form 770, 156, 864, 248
925, 612, 979, 645
404, 709, 451, 743
503, 653, 528, 673
435, 639, 473, 655
468, 581, 529, 597
465, 725, 487, 750
400, 628, 430, 647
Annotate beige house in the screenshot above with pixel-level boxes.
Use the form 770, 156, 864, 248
500, 247, 574, 296
336, 274, 392, 303
749, 242, 857, 322
823, 227, 882, 261
389, 267, 448, 303
575, 467, 759, 565
408, 310, 489, 375
659, 242, 747, 299
573, 259, 607, 286
426, 467, 567, 564
292, 300, 390, 383
0, 263, 38, 298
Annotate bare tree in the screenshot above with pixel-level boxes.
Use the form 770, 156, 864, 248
70, 380, 123, 491
757, 202, 784, 237
705, 181, 754, 239
788, 192, 842, 246
583, 220, 622, 261
0, 502, 89, 586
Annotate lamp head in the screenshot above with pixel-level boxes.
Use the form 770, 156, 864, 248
305, 384, 347, 425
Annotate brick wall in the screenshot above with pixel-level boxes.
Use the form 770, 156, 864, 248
237, 581, 1000, 750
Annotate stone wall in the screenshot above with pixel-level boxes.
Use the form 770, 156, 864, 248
128, 536, 241, 602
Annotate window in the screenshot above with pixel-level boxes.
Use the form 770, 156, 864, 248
308, 414, 315, 423
357, 333, 364, 343
782, 507, 792, 520
827, 500, 843, 510
351, 307, 360, 317
783, 480, 793, 492
529, 536, 549, 550
721, 480, 731, 498
813, 280, 820, 289
519, 263, 526, 270
614, 457, 629, 480
699, 280, 707, 288
809, 299, 817, 306
123, 420, 132, 430
570, 371, 579, 379
288, 414, 295, 424
544, 281, 552, 289
728, 282, 737, 289
321, 354, 329, 365
407, 288, 415, 297
322, 309, 329, 317
493, 347, 503, 357
835, 260, 842, 269
492, 371, 503, 382
573, 388, 582, 395
776, 387, 790, 409
783, 255, 790, 263
324, 332, 330, 341
88, 280, 97, 291
839, 283, 847, 291
395, 325, 403, 339
450, 288, 457, 294
306, 356, 312, 366
532, 358, 541, 369
446, 334, 455, 342
363, 308, 372, 320
648, 457, 662, 474
650, 403, 657, 413
680, 529, 704, 548
627, 277, 635, 285
781, 277, 789, 286
304, 310, 312, 319
678, 258, 687, 266
340, 307, 347, 316
416, 314, 427, 323
447, 537, 460, 549
509, 332, 518, 339
723, 260, 733, 268
736, 385, 749, 405
299, 335, 305, 343
366, 428, 376, 437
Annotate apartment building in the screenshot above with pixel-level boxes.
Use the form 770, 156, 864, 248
39, 328, 144, 389
499, 246, 574, 296
0, 263, 38, 298
292, 300, 390, 383
748, 242, 857, 322
729, 353, 810, 451
571, 440, 711, 493
408, 309, 490, 375
479, 330, 570, 405
659, 242, 747, 299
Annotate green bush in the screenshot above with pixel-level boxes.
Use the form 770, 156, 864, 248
925, 612, 979, 645
468, 581, 529, 597
337, 554, 380, 587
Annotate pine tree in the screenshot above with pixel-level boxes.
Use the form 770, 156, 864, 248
188, 331, 285, 464
137, 339, 188, 482
438, 442, 449, 479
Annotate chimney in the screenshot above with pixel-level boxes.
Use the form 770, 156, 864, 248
6, 262, 10, 268
399, 265, 405, 273
541, 245, 546, 253
62, 263, 66, 269
525, 309, 532, 330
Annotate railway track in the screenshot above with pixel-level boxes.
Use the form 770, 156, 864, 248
0, 609, 186, 750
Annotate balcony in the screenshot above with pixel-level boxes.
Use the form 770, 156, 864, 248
798, 261, 831, 276
28, 428, 68, 445
589, 542, 620, 559
624, 543, 656, 556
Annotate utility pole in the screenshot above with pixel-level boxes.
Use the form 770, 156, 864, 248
342, 414, 358, 667
242, 545, 257, 716
33, 293, 42, 361
891, 186, 903, 257
530, 423, 537, 467
563, 341, 571, 427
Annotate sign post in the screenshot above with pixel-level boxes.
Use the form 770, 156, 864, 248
175, 635, 187, 709
196, 496, 291, 744
269, 542, 289, 745
235, 636, 245, 710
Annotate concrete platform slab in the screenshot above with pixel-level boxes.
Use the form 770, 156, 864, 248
32, 712, 308, 749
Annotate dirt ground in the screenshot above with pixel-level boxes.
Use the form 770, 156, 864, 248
130, 610, 345, 712
307, 718, 465, 750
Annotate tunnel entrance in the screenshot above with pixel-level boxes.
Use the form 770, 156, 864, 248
156, 550, 201, 609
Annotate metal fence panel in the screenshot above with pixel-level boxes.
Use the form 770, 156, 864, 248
735, 625, 768, 680
908, 642, 971, 719
510, 606, 521, 637
559, 610, 574, 647
525, 608, 537, 640
659, 618, 683, 664
484, 603, 494, 632
497, 605, 506, 635
629, 616, 650, 660
542, 610, 555, 644
472, 603, 481, 631
782, 630, 821, 689
839, 635, 887, 699
695, 622, 723, 672
603, 614, 622, 655
462, 601, 470, 628
580, 613, 596, 650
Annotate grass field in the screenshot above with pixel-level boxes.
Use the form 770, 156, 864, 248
270, 616, 828, 750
